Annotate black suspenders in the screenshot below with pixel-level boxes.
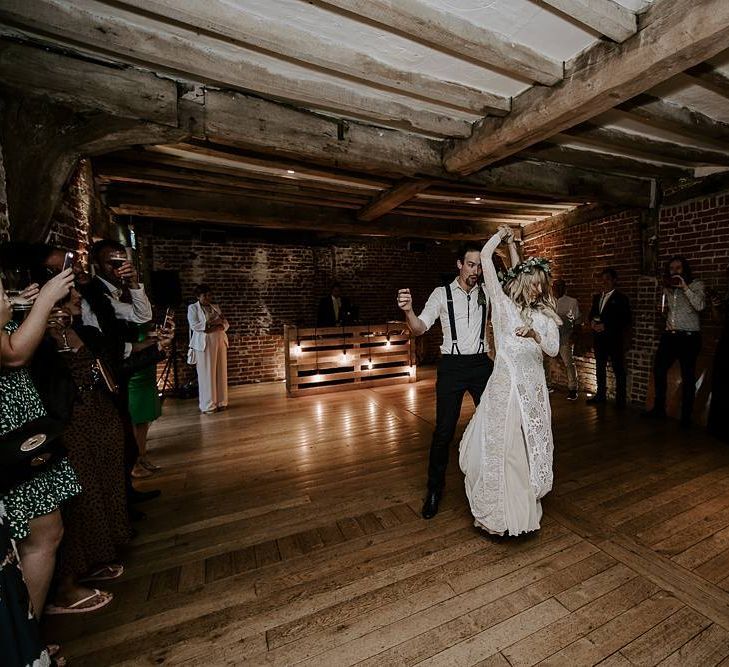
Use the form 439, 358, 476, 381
444, 283, 460, 355
444, 284, 488, 355
479, 295, 487, 354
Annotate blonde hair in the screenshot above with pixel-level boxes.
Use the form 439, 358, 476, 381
504, 267, 561, 328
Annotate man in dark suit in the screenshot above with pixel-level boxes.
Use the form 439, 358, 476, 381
587, 268, 632, 407
317, 282, 353, 326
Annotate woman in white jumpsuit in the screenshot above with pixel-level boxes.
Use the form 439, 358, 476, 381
187, 284, 229, 414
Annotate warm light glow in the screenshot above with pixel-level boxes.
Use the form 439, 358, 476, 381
474, 197, 481, 201
287, 169, 296, 174
313, 373, 323, 382
385, 341, 391, 349
409, 366, 416, 376
294, 344, 302, 356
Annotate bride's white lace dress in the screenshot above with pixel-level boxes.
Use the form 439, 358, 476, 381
459, 232, 560, 536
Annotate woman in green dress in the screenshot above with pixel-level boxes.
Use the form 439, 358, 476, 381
128, 322, 163, 478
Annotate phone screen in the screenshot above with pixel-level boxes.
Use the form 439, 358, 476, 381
62, 252, 75, 271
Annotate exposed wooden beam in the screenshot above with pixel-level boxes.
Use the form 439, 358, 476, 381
312, 0, 562, 85
522, 202, 622, 240
102, 186, 502, 240
417, 193, 574, 211
661, 171, 729, 206
521, 143, 692, 179
465, 160, 651, 208
357, 179, 434, 222
616, 94, 729, 150
563, 123, 729, 165
684, 63, 729, 100
0, 0, 472, 139
539, 0, 637, 42
443, 0, 729, 174
95, 173, 372, 208
109, 0, 508, 117
0, 38, 178, 126
93, 160, 381, 197
0, 40, 653, 207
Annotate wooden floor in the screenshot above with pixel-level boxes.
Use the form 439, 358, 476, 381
45, 369, 729, 666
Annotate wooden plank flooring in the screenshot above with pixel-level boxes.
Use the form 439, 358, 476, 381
44, 369, 729, 666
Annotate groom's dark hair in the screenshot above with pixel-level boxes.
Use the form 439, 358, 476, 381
457, 242, 482, 262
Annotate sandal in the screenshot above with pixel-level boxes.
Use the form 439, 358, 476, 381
47, 644, 67, 667
139, 457, 161, 472
80, 563, 124, 583
45, 589, 113, 615
131, 462, 153, 478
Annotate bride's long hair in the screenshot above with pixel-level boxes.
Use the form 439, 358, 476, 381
504, 268, 561, 328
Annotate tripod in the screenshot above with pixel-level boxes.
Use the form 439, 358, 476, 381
157, 336, 181, 398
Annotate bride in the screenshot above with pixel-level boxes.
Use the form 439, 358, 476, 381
459, 225, 561, 536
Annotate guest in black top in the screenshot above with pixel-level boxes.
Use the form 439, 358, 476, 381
317, 282, 353, 327
587, 268, 632, 407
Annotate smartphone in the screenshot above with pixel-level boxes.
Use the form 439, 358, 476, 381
670, 275, 681, 287
62, 251, 75, 272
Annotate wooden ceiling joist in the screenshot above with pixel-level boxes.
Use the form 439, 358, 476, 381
521, 143, 693, 179
311, 0, 563, 85
94, 159, 385, 197
357, 179, 435, 222
539, 0, 637, 43
0, 0, 473, 139
109, 0, 509, 117
684, 63, 729, 100
563, 123, 729, 166
616, 94, 729, 150
443, 0, 729, 174
103, 187, 506, 241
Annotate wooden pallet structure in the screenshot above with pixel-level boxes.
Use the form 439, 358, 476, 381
284, 323, 416, 396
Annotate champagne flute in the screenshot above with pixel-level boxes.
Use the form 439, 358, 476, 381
2, 268, 33, 312
48, 307, 73, 353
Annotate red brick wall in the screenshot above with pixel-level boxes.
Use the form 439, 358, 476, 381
47, 160, 93, 265
140, 225, 463, 386
524, 193, 729, 421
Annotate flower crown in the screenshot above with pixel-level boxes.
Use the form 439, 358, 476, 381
498, 257, 552, 285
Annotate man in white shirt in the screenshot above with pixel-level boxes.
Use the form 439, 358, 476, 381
397, 242, 492, 519
553, 279, 582, 401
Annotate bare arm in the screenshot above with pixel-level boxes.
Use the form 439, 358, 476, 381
505, 230, 521, 267
1, 269, 74, 367
396, 288, 428, 336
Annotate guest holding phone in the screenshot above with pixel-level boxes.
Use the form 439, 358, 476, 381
643, 257, 705, 427
0, 266, 80, 623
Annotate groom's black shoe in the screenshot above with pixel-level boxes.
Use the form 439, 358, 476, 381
421, 490, 441, 520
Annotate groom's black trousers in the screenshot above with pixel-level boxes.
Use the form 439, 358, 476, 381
427, 353, 493, 493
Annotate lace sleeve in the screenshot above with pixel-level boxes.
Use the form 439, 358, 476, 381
481, 233, 507, 304
537, 315, 560, 357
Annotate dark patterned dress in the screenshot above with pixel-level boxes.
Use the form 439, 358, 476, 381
1, 322, 81, 541
56, 346, 132, 578
0, 500, 50, 667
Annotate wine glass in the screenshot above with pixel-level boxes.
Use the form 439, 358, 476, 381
108, 250, 129, 282
48, 307, 73, 353
2, 268, 33, 312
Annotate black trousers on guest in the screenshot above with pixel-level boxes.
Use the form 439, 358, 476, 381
594, 335, 627, 405
427, 354, 493, 493
653, 331, 702, 422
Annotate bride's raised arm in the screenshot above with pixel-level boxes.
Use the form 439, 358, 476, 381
481, 228, 510, 302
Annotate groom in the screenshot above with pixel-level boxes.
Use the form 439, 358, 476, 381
397, 242, 492, 519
